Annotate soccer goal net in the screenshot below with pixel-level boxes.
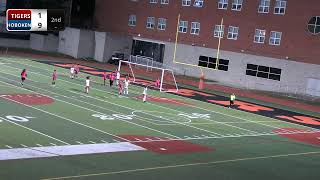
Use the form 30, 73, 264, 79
118, 57, 179, 93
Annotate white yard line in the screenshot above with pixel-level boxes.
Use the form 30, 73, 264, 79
0, 117, 70, 145
69, 90, 223, 137
0, 75, 181, 139
0, 78, 131, 142
2, 61, 318, 135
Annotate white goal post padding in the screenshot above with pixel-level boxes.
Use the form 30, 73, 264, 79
118, 59, 179, 93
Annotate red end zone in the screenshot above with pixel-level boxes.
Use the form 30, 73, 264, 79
274, 128, 320, 146
0, 94, 54, 105
120, 135, 214, 154
135, 96, 192, 106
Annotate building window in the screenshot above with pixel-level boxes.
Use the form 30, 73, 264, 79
190, 22, 200, 35
150, 0, 158, 3
194, 0, 204, 7
128, 15, 136, 26
161, 0, 169, 4
227, 26, 239, 40
231, 0, 242, 11
274, 0, 286, 15
254, 29, 266, 43
198, 56, 229, 71
246, 64, 281, 81
308, 16, 320, 34
157, 18, 167, 30
214, 25, 224, 38
258, 0, 270, 13
179, 20, 188, 33
182, 0, 191, 6
269, 31, 282, 46
146, 17, 155, 29
218, 0, 228, 9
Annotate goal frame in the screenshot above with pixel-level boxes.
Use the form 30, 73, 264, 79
118, 60, 179, 93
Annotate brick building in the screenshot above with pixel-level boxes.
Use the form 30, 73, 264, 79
94, 0, 320, 96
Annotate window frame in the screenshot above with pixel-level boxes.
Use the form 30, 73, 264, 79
193, 0, 204, 7
190, 22, 200, 35
274, 0, 286, 15
182, 0, 191, 6
157, 18, 167, 30
258, 0, 270, 13
214, 25, 225, 38
128, 15, 136, 27
149, 0, 158, 4
254, 29, 266, 44
218, 0, 228, 10
179, 20, 188, 33
269, 31, 282, 46
161, 0, 169, 4
231, 0, 243, 11
198, 55, 229, 71
308, 16, 320, 34
146, 17, 155, 29
246, 63, 281, 81
227, 26, 239, 40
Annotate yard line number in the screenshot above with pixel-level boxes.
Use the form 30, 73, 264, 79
92, 114, 135, 121
1, 115, 34, 122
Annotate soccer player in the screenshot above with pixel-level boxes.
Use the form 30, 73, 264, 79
74, 64, 80, 78
109, 72, 115, 87
52, 70, 57, 86
118, 80, 123, 95
124, 76, 130, 95
229, 93, 236, 108
85, 76, 90, 94
142, 86, 148, 102
20, 69, 27, 86
116, 70, 120, 86
155, 78, 160, 88
102, 72, 107, 86
70, 65, 75, 79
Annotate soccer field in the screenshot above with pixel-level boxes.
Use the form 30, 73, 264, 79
0, 56, 320, 180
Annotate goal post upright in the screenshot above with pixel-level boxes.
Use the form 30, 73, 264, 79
160, 69, 165, 92
215, 17, 224, 70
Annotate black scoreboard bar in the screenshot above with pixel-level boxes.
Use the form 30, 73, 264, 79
7, 9, 65, 31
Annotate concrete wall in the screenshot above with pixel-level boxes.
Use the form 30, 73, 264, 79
104, 32, 132, 61
58, 28, 95, 59
30, 33, 59, 52
160, 39, 320, 96
94, 31, 106, 62
78, 30, 95, 58
58, 28, 80, 58
0, 38, 29, 48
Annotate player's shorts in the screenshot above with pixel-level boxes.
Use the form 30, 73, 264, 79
230, 100, 234, 105
21, 77, 26, 81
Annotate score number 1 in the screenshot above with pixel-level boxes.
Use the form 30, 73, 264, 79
31, 9, 47, 31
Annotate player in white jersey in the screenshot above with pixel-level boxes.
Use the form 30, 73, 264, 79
142, 86, 148, 102
85, 76, 90, 94
116, 70, 120, 86
124, 76, 130, 95
70, 65, 75, 79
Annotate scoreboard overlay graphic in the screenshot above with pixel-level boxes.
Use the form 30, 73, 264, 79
6, 9, 64, 31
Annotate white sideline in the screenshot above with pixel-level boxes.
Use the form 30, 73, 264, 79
0, 142, 145, 161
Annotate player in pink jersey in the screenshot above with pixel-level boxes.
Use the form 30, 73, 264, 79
155, 78, 160, 88
102, 72, 107, 86
118, 80, 123, 95
20, 69, 27, 86
52, 70, 57, 86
